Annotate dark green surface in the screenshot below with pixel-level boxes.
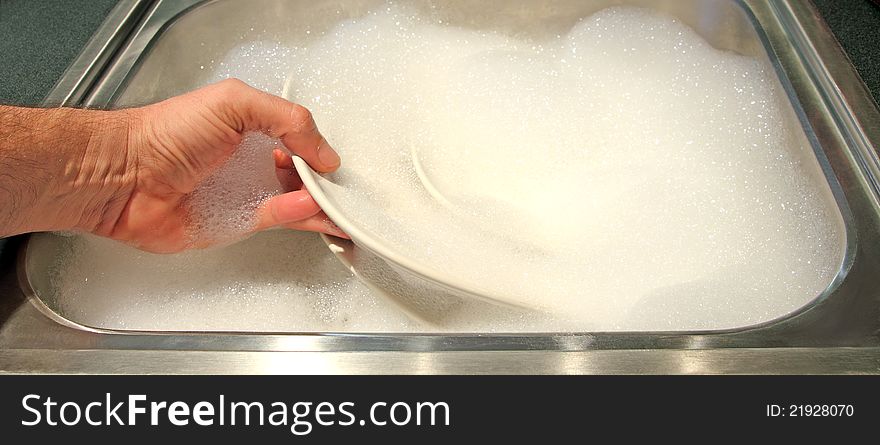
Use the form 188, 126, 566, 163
813, 0, 880, 106
0, 0, 118, 105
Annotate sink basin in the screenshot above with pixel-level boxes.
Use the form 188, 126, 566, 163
1, 0, 879, 373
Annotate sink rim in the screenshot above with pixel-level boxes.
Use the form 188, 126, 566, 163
10, 0, 880, 354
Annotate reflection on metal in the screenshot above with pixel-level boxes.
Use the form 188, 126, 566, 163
0, 348, 877, 375
41, 0, 151, 107
1, 0, 879, 374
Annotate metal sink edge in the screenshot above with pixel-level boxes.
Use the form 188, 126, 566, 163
1, 0, 879, 373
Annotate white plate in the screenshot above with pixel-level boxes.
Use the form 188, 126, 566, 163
293, 156, 549, 312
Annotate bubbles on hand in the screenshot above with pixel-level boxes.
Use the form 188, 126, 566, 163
184, 132, 283, 246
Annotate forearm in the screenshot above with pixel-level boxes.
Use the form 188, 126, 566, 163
0, 105, 136, 237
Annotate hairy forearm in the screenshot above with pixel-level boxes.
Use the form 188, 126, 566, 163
0, 106, 137, 237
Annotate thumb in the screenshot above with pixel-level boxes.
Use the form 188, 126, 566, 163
254, 190, 322, 231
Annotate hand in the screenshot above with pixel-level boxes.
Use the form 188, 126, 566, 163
93, 79, 346, 253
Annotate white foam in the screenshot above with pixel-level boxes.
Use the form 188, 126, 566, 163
40, 231, 566, 332
285, 4, 845, 328
43, 4, 845, 332
185, 132, 284, 245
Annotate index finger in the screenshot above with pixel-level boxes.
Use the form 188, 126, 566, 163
217, 79, 341, 173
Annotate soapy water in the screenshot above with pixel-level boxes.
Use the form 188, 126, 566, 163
185, 132, 285, 245
41, 231, 416, 332
283, 5, 846, 324
43, 4, 845, 331
40, 231, 570, 332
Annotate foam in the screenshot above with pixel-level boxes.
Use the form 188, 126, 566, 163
285, 4, 845, 327
185, 132, 284, 245
183, 40, 299, 245
40, 231, 568, 332
42, 3, 845, 332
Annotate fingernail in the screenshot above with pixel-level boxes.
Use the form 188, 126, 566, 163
317, 139, 341, 169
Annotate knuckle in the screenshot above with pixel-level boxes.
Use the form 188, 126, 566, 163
212, 78, 249, 98
203, 79, 253, 130
220, 77, 247, 89
288, 104, 316, 131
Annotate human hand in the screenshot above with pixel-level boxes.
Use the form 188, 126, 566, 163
92, 79, 346, 253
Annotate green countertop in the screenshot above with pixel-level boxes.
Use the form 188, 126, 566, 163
0, 0, 119, 105
0, 0, 878, 105
815, 0, 880, 102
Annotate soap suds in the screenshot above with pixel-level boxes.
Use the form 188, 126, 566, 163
283, 4, 845, 327
185, 132, 285, 245
40, 4, 845, 332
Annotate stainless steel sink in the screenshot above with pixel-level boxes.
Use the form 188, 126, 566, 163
1, 0, 879, 373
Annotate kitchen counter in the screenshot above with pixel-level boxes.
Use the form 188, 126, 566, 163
0, 0, 119, 105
